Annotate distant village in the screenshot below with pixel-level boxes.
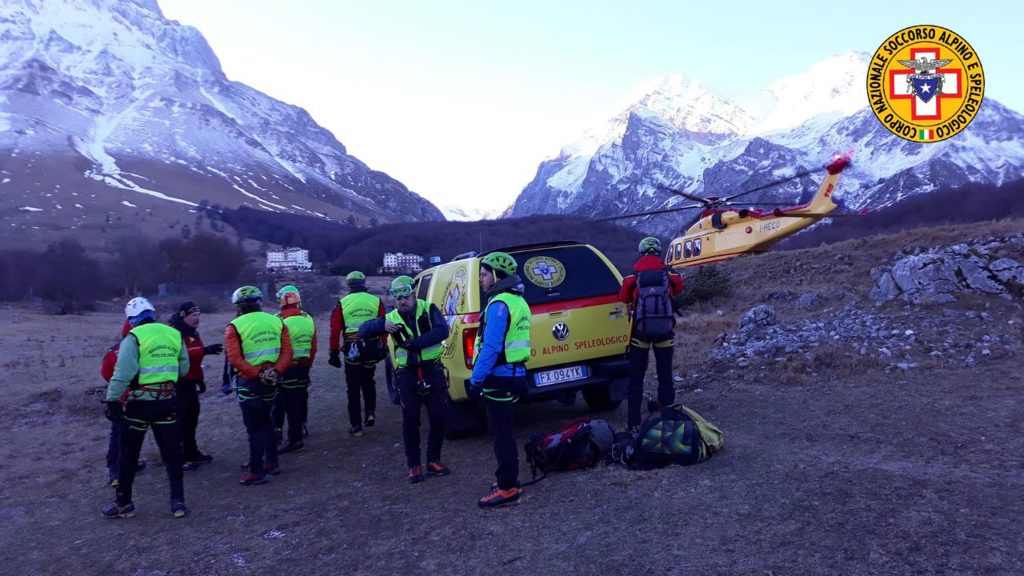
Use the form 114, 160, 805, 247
265, 247, 441, 275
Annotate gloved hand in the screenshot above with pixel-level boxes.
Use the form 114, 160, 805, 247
104, 400, 123, 422
221, 381, 233, 395
467, 382, 484, 403
259, 367, 279, 386
196, 380, 207, 394
328, 350, 342, 368
203, 344, 223, 355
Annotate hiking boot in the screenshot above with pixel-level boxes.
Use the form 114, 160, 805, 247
349, 425, 363, 437
186, 452, 213, 465
646, 399, 662, 413
240, 461, 250, 470
278, 441, 304, 455
364, 414, 375, 427
170, 499, 187, 518
239, 472, 269, 485
263, 463, 281, 476
426, 462, 451, 477
182, 462, 200, 472
301, 423, 309, 438
101, 502, 135, 519
407, 465, 424, 484
478, 485, 521, 509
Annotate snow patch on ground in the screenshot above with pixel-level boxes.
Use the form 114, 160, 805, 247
18, 206, 43, 212
121, 200, 137, 208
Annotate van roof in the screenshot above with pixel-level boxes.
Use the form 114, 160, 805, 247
482, 240, 586, 255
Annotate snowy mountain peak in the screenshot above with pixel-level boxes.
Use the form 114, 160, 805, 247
628, 74, 755, 136
0, 0, 443, 241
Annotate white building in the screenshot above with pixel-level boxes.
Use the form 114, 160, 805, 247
266, 247, 312, 271
383, 252, 423, 274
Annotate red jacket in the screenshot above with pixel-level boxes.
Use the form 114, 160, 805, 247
100, 320, 133, 383
618, 255, 684, 311
180, 333, 206, 382
329, 294, 386, 352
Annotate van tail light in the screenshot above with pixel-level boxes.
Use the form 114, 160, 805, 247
463, 327, 478, 369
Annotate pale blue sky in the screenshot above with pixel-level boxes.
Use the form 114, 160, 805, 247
159, 0, 1020, 213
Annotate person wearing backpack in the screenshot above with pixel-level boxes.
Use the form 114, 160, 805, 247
618, 237, 684, 431
101, 297, 190, 519
468, 252, 531, 509
328, 271, 387, 436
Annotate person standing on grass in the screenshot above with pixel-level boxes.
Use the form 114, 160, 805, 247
100, 319, 146, 487
168, 302, 222, 471
328, 271, 386, 436
273, 285, 316, 454
469, 252, 531, 509
358, 276, 451, 484
101, 297, 190, 519
618, 236, 684, 432
225, 286, 293, 486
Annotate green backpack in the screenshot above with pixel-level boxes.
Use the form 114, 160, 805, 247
629, 404, 724, 469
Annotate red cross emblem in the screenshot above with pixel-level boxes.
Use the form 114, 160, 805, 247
888, 48, 962, 121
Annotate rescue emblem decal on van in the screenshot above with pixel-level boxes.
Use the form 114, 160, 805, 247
523, 256, 566, 289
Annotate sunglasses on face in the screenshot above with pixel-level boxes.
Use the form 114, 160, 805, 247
391, 290, 414, 299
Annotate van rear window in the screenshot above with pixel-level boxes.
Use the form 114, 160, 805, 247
506, 246, 620, 305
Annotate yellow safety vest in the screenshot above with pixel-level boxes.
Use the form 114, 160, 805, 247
131, 323, 182, 385
474, 292, 531, 364
282, 312, 315, 360
230, 311, 284, 366
385, 300, 442, 368
340, 292, 381, 335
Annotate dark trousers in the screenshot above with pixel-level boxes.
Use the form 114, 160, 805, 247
344, 361, 377, 427
106, 419, 123, 473
397, 363, 449, 467
238, 381, 278, 474
175, 380, 202, 459
483, 374, 527, 490
116, 398, 184, 505
627, 335, 675, 428
272, 366, 310, 444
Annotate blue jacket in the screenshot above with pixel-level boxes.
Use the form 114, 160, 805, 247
471, 280, 527, 384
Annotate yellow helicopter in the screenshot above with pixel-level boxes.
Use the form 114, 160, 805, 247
606, 156, 860, 268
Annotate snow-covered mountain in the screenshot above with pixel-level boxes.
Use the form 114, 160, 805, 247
442, 204, 505, 222
0, 0, 443, 243
511, 52, 1024, 237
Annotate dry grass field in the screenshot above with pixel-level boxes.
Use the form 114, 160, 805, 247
2, 223, 1024, 575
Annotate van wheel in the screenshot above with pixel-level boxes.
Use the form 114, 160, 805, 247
446, 399, 485, 439
583, 384, 622, 412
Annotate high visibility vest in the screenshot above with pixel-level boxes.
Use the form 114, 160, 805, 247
230, 311, 284, 366
474, 292, 531, 365
282, 312, 315, 360
131, 323, 183, 385
340, 292, 381, 335
385, 299, 442, 367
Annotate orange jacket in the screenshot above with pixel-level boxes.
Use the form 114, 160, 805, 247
224, 321, 293, 381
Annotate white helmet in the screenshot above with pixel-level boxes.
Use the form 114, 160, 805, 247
125, 297, 155, 319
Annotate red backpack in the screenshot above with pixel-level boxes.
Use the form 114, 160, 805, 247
523, 416, 615, 482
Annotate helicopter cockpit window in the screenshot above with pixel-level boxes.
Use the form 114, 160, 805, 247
693, 238, 701, 256
674, 243, 682, 261
684, 241, 692, 259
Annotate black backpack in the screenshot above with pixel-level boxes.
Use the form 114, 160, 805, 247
524, 417, 615, 482
627, 404, 723, 470
634, 270, 675, 341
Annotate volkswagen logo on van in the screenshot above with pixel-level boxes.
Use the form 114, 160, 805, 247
552, 322, 570, 341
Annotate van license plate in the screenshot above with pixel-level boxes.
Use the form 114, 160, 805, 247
534, 365, 588, 386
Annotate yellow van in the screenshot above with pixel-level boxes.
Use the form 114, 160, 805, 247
412, 241, 631, 434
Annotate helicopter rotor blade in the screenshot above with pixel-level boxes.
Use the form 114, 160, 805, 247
718, 168, 818, 203
660, 188, 710, 205
596, 204, 704, 222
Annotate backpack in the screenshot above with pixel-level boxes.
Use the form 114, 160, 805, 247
634, 270, 675, 341
627, 404, 723, 470
524, 416, 615, 481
